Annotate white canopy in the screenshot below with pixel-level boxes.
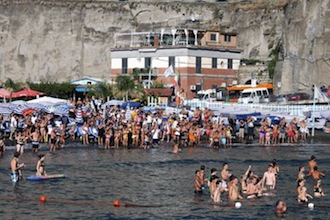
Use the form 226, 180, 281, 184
27, 96, 69, 105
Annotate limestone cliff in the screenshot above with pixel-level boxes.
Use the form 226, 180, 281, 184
0, 0, 328, 94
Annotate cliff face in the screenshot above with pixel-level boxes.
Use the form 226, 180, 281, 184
279, 0, 330, 94
0, 0, 328, 94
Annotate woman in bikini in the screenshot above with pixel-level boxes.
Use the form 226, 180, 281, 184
271, 124, 279, 144
297, 179, 313, 203
258, 125, 265, 145
132, 123, 140, 147
314, 179, 325, 198
104, 128, 111, 149
297, 166, 305, 182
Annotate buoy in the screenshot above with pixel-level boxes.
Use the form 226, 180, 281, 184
113, 200, 121, 207
308, 203, 314, 209
235, 202, 242, 209
39, 195, 47, 202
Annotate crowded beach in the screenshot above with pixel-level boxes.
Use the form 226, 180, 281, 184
1, 94, 328, 217
0, 94, 323, 155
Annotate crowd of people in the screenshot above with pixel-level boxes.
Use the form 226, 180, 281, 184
193, 155, 326, 216
0, 94, 320, 156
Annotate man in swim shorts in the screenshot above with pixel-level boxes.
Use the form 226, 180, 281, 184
308, 155, 317, 174
30, 128, 40, 153
221, 163, 232, 191
194, 170, 203, 194
10, 152, 25, 183
261, 164, 276, 190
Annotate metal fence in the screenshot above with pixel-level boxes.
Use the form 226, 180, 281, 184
185, 100, 330, 115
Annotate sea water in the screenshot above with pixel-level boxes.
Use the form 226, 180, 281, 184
0, 143, 329, 219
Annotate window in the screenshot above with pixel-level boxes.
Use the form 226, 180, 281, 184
145, 57, 151, 69
224, 34, 231, 42
196, 57, 201, 73
169, 56, 175, 69
212, 58, 217, 69
227, 59, 233, 69
122, 58, 128, 74
210, 34, 216, 41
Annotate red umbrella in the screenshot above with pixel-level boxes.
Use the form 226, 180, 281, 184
11, 88, 44, 98
0, 88, 12, 98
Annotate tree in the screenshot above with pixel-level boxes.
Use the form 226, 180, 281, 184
115, 75, 135, 101
87, 82, 113, 99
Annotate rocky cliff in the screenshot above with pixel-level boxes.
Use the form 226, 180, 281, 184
0, 0, 328, 94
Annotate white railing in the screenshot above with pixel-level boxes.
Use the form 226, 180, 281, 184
185, 100, 330, 115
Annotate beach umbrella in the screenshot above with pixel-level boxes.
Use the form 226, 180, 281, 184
105, 100, 124, 106
11, 88, 44, 98
0, 88, 11, 98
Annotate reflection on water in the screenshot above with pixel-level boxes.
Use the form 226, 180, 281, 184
0, 144, 330, 219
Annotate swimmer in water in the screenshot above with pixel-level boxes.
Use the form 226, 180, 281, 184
272, 159, 280, 176
213, 180, 225, 203
228, 176, 243, 201
297, 166, 305, 181
10, 152, 25, 182
194, 170, 203, 194
308, 155, 317, 174
274, 200, 287, 216
297, 179, 313, 203
36, 154, 47, 176
307, 166, 325, 181
246, 176, 263, 199
314, 179, 325, 198
221, 163, 232, 191
173, 143, 179, 154
261, 164, 276, 190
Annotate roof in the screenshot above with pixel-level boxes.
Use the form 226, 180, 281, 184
71, 77, 107, 85
144, 88, 173, 97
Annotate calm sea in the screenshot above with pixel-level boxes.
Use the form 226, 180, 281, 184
0, 142, 329, 220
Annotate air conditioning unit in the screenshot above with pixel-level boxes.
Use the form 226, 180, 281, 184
190, 85, 196, 91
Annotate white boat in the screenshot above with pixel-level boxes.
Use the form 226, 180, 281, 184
304, 118, 327, 129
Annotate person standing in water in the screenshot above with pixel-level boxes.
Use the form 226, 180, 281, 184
36, 154, 47, 176
0, 137, 5, 156
261, 164, 276, 190
308, 155, 317, 174
30, 128, 40, 153
297, 166, 306, 181
10, 152, 25, 182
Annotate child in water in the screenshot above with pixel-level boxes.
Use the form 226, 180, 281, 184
36, 154, 47, 176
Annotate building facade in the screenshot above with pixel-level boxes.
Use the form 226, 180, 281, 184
110, 30, 242, 99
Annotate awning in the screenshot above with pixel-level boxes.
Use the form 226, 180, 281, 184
75, 87, 91, 92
